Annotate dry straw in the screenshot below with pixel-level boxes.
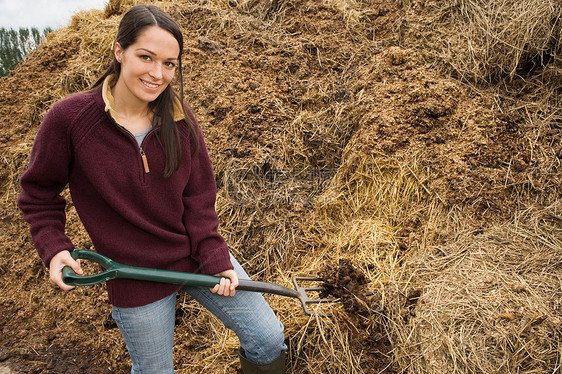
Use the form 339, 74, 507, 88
392, 206, 562, 373
404, 0, 562, 84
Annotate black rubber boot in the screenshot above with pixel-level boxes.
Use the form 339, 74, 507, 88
238, 349, 285, 374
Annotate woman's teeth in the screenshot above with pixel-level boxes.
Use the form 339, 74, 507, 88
142, 80, 158, 88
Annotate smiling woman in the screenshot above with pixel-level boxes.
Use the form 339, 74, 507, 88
112, 26, 180, 133
17, 4, 287, 374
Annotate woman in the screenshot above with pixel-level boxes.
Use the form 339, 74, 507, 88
17, 5, 286, 373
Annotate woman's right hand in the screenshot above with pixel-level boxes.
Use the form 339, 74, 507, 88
49, 250, 83, 291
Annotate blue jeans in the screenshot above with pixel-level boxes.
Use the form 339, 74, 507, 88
111, 254, 287, 374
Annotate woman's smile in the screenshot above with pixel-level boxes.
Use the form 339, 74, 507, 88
141, 79, 160, 89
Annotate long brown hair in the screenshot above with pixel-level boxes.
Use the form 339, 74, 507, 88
93, 5, 198, 177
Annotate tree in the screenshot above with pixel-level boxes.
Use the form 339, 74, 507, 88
0, 27, 52, 77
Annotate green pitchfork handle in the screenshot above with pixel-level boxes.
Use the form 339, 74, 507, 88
62, 249, 300, 299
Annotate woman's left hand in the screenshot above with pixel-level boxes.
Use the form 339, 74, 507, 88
210, 269, 239, 297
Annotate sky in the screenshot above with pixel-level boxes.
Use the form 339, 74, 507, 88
0, 0, 108, 30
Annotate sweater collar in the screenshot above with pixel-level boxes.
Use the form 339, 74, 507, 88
101, 74, 185, 123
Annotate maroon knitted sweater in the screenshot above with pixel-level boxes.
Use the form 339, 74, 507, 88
18, 83, 233, 307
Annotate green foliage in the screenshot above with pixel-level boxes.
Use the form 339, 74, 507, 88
0, 27, 52, 77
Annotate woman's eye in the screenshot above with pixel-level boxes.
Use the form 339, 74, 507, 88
140, 55, 151, 61
164, 61, 176, 69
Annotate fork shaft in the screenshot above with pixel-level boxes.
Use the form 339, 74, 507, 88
234, 279, 300, 299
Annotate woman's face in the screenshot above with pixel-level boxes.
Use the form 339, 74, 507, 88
114, 25, 180, 106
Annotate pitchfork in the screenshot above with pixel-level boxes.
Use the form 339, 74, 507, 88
62, 249, 337, 316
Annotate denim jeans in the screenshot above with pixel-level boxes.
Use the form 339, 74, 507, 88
112, 254, 287, 374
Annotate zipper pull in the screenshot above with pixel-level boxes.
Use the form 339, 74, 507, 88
140, 148, 150, 173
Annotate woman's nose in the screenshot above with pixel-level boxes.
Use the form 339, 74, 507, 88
149, 62, 163, 79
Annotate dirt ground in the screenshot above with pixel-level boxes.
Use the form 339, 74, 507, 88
0, 0, 560, 373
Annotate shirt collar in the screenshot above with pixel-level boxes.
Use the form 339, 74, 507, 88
101, 74, 185, 124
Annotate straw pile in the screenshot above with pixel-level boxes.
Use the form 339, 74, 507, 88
401, 0, 562, 84
393, 207, 562, 373
0, 0, 560, 373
